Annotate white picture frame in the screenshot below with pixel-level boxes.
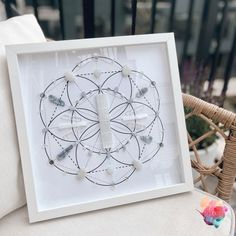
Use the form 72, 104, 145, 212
6, 33, 193, 223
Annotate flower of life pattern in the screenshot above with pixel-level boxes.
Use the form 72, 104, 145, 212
39, 56, 164, 187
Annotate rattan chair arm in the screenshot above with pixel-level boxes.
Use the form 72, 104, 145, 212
182, 93, 236, 202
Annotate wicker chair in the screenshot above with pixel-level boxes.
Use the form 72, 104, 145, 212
183, 93, 236, 202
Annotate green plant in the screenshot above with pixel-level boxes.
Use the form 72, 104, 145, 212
182, 59, 222, 150
185, 108, 218, 150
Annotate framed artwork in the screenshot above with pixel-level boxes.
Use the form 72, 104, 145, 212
6, 33, 193, 222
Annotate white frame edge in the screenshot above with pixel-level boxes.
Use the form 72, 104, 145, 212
6, 33, 193, 223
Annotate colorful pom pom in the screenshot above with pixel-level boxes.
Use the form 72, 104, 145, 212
198, 197, 228, 228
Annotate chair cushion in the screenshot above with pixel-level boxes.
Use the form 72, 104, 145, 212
0, 189, 234, 236
0, 14, 46, 219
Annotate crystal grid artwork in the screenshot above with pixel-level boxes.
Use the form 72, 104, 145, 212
39, 56, 164, 187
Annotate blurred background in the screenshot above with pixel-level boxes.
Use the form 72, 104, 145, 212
0, 0, 236, 110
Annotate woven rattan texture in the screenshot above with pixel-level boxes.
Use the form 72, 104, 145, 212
183, 94, 236, 202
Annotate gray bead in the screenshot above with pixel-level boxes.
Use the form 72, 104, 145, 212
56, 145, 73, 161
48, 95, 65, 106
49, 160, 54, 165
159, 142, 164, 147
40, 93, 46, 98
151, 81, 156, 86
136, 87, 148, 98
140, 136, 153, 144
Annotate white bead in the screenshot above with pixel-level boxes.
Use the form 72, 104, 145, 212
64, 71, 76, 82
132, 160, 142, 171
77, 169, 87, 180
122, 65, 131, 77
114, 87, 119, 93
93, 69, 101, 79
81, 91, 87, 98
42, 127, 49, 133
69, 106, 76, 111
106, 151, 111, 159
74, 140, 80, 146
106, 167, 114, 175
93, 54, 99, 60
110, 183, 115, 190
